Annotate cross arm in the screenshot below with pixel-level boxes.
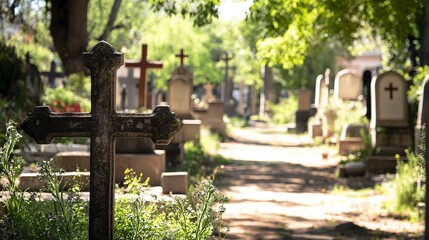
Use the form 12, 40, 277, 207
20, 106, 93, 144
114, 105, 182, 145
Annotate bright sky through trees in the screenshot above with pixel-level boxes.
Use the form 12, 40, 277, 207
218, 0, 252, 21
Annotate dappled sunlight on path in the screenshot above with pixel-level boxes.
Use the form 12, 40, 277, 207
215, 124, 423, 239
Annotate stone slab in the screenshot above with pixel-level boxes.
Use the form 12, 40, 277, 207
161, 172, 188, 194
365, 155, 406, 175
116, 137, 155, 154
55, 151, 166, 186
337, 138, 363, 155
308, 122, 323, 137
182, 119, 201, 142
18, 172, 91, 191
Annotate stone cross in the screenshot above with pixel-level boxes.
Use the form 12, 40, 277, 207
384, 82, 398, 99
125, 44, 163, 109
175, 48, 188, 67
222, 52, 233, 103
41, 60, 65, 88
20, 41, 183, 240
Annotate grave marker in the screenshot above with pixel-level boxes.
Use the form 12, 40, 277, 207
125, 44, 163, 109
116, 67, 139, 110
41, 60, 65, 88
334, 69, 361, 100
20, 41, 182, 240
175, 48, 188, 67
370, 71, 408, 128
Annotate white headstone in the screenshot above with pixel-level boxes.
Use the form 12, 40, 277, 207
314, 74, 329, 108
334, 69, 361, 100
167, 67, 194, 119
370, 71, 408, 128
116, 66, 139, 110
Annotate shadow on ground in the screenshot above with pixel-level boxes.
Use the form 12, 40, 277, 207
216, 159, 375, 193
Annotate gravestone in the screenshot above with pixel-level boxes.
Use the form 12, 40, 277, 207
116, 66, 139, 110
41, 60, 65, 88
415, 75, 429, 153
334, 69, 361, 100
295, 87, 312, 133
20, 41, 182, 240
125, 44, 163, 109
166, 49, 201, 166
368, 71, 410, 173
167, 49, 194, 119
309, 74, 327, 137
203, 82, 216, 106
362, 70, 372, 120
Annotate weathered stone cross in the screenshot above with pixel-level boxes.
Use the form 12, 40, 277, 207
125, 44, 163, 109
175, 48, 188, 67
384, 82, 398, 99
20, 41, 183, 240
41, 60, 65, 88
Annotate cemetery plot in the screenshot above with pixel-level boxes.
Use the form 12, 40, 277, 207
20, 41, 182, 240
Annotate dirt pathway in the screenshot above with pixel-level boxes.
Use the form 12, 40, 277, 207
215, 123, 423, 240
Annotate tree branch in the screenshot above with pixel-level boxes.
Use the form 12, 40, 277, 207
97, 0, 122, 41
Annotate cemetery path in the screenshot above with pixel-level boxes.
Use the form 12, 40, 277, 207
215, 123, 423, 240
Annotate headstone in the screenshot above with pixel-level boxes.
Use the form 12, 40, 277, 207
20, 41, 182, 240
295, 87, 312, 133
368, 71, 411, 171
116, 66, 139, 110
41, 60, 65, 88
167, 67, 194, 119
125, 44, 163, 109
203, 82, 216, 105
370, 71, 408, 128
334, 69, 361, 100
237, 81, 247, 116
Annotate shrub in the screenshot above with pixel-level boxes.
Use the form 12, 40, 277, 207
267, 95, 297, 125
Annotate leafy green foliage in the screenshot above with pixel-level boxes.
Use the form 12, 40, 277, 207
381, 128, 425, 221
267, 94, 297, 125
0, 123, 227, 239
248, 0, 425, 69
148, 0, 220, 27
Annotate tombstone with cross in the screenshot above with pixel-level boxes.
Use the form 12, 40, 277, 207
367, 71, 411, 171
20, 41, 183, 240
165, 48, 201, 167
125, 44, 163, 110
167, 48, 194, 119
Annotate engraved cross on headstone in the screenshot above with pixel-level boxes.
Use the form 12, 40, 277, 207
175, 48, 188, 67
125, 44, 163, 109
20, 41, 183, 240
384, 82, 398, 99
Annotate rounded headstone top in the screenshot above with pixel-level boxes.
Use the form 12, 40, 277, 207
89, 41, 116, 54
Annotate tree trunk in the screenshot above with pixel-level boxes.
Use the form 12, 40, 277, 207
420, 0, 429, 66
50, 0, 89, 75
